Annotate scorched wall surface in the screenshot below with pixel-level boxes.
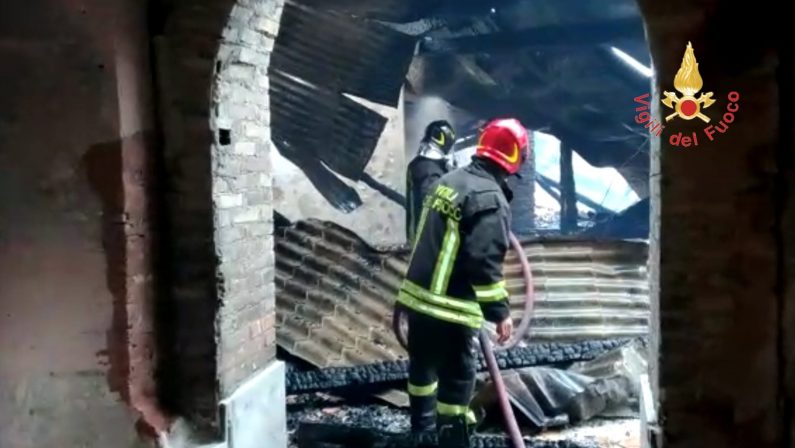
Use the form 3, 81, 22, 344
0, 0, 158, 446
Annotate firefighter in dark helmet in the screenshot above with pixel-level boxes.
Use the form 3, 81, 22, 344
397, 118, 529, 448
406, 120, 457, 244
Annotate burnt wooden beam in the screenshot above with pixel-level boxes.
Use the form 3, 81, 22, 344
536, 173, 562, 204
419, 18, 645, 55
536, 173, 614, 216
360, 172, 406, 208
285, 339, 633, 395
595, 45, 652, 92
416, 72, 639, 169
508, 147, 537, 235
559, 144, 578, 234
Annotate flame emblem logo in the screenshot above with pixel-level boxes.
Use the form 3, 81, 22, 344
662, 42, 716, 122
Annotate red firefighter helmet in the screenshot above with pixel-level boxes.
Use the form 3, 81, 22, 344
474, 118, 529, 174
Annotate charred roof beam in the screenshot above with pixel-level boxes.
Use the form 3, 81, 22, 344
595, 45, 652, 92
418, 18, 646, 55
444, 94, 639, 168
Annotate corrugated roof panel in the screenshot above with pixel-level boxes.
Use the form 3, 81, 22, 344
269, 69, 387, 180
271, 1, 416, 107
268, 1, 417, 187
292, 0, 441, 22
276, 220, 650, 369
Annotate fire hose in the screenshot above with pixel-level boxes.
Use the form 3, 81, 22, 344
392, 232, 535, 448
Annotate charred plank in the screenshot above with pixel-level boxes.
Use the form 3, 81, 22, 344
286, 339, 634, 394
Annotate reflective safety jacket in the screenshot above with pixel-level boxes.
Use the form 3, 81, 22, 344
406, 156, 449, 244
397, 159, 512, 329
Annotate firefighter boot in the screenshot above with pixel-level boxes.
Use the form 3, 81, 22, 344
410, 430, 437, 448
437, 415, 472, 448
410, 395, 436, 447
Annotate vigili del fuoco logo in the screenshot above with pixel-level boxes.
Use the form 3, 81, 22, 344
634, 41, 740, 148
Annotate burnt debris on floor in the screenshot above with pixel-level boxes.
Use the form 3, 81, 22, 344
285, 338, 633, 395
292, 422, 623, 448
472, 340, 646, 433
285, 339, 646, 447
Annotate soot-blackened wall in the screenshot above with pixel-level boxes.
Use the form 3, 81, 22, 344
0, 0, 163, 446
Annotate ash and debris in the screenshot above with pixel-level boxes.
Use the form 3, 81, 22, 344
287, 392, 639, 448
287, 392, 409, 447
287, 393, 409, 433
285, 340, 645, 447
536, 418, 640, 448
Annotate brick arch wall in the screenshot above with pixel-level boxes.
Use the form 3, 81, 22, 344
154, 0, 285, 441
210, 0, 284, 402
155, 1, 795, 447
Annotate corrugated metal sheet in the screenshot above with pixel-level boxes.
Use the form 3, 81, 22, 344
269, 69, 387, 181
276, 219, 649, 371
268, 1, 417, 184
503, 239, 648, 341
271, 2, 416, 107
293, 0, 443, 22
276, 220, 408, 368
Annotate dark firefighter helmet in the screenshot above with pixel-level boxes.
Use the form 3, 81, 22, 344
422, 120, 456, 153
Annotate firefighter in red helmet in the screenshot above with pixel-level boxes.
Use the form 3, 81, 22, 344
396, 118, 530, 447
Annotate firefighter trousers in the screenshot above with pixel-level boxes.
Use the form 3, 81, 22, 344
407, 310, 478, 434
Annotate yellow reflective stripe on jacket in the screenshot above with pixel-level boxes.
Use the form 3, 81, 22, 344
431, 218, 460, 295
408, 381, 438, 397
401, 280, 483, 317
437, 402, 478, 424
397, 291, 482, 329
473, 280, 509, 302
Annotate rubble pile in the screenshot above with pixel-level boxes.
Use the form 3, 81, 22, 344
293, 422, 604, 448
286, 339, 647, 447
287, 394, 409, 434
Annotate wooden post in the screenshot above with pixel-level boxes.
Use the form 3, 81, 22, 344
527, 133, 536, 230
560, 143, 577, 233
508, 134, 537, 236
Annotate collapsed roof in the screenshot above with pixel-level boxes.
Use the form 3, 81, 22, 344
403, 0, 651, 194
269, 0, 652, 211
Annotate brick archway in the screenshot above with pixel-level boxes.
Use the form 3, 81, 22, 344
154, 1, 795, 447
155, 0, 286, 445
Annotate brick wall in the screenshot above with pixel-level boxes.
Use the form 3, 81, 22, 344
212, 0, 285, 397
154, 0, 284, 435
155, 0, 231, 429
638, 0, 786, 447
